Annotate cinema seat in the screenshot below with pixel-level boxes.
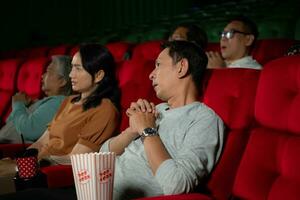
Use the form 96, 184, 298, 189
0, 59, 22, 125
232, 55, 300, 200
252, 39, 297, 65
17, 57, 50, 99
106, 41, 133, 64
131, 40, 163, 61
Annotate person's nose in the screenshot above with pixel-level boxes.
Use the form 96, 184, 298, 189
69, 68, 74, 78
149, 69, 155, 80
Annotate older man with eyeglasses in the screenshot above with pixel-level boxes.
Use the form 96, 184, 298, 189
206, 15, 262, 70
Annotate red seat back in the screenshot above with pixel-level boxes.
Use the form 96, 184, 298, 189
17, 57, 50, 99
203, 68, 260, 200
0, 58, 21, 92
233, 56, 300, 199
106, 42, 133, 63
131, 40, 163, 61
252, 39, 297, 65
0, 59, 22, 123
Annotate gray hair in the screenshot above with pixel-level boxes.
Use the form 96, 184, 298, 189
51, 55, 72, 95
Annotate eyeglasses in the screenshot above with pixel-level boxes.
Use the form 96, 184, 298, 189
220, 29, 251, 39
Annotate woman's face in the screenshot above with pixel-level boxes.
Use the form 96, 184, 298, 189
69, 52, 95, 95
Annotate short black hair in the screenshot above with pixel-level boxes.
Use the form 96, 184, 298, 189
170, 23, 208, 49
162, 41, 208, 92
229, 15, 259, 48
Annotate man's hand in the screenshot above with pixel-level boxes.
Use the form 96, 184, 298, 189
12, 92, 32, 106
127, 98, 156, 114
127, 108, 156, 134
206, 51, 226, 69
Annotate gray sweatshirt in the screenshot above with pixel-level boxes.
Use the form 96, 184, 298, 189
100, 102, 224, 200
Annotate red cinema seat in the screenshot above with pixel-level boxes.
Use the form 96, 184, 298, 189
106, 42, 133, 64
17, 57, 50, 99
232, 56, 300, 200
252, 39, 297, 65
131, 40, 163, 61
202, 68, 260, 200
0, 59, 22, 124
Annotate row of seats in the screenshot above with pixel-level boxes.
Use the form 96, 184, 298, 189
139, 55, 300, 199
1, 38, 297, 64
0, 38, 297, 127
1, 55, 299, 199
0, 57, 50, 125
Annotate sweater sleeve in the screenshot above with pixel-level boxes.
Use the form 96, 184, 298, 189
10, 96, 65, 141
155, 115, 224, 195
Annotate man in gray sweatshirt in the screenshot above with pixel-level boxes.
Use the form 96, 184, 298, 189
101, 40, 224, 199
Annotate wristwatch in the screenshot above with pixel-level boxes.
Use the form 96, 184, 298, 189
141, 127, 159, 142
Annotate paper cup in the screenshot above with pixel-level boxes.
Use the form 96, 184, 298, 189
15, 156, 38, 179
70, 152, 115, 200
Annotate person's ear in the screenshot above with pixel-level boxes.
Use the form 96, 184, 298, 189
177, 58, 189, 78
59, 79, 67, 87
94, 69, 105, 83
245, 34, 255, 47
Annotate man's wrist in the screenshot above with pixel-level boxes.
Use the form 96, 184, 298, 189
140, 127, 159, 142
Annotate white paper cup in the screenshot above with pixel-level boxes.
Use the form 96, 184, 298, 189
70, 152, 115, 200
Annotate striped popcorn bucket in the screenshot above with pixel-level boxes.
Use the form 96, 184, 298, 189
70, 152, 115, 200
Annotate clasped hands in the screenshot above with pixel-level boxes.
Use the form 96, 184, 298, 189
125, 99, 158, 137
12, 92, 32, 106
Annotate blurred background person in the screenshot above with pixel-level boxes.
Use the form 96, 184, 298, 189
0, 55, 72, 144
206, 15, 261, 69
168, 23, 208, 49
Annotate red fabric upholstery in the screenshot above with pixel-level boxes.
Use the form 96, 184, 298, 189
0, 59, 21, 92
252, 39, 296, 65
40, 165, 74, 188
0, 59, 22, 123
202, 68, 260, 200
232, 56, 300, 200
255, 56, 300, 132
17, 57, 50, 99
106, 42, 133, 63
204, 69, 260, 129
131, 40, 163, 61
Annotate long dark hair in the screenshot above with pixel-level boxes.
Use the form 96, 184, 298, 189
71, 43, 120, 111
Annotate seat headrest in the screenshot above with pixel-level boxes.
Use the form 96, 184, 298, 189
203, 68, 260, 129
255, 55, 300, 134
